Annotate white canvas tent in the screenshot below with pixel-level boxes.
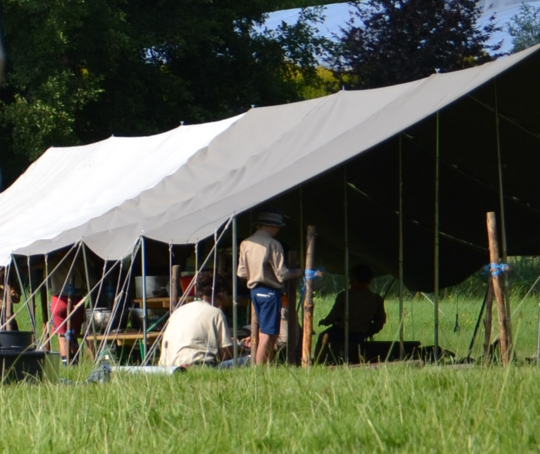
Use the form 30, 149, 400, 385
1, 44, 540, 292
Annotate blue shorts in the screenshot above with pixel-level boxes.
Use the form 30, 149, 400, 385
251, 286, 282, 335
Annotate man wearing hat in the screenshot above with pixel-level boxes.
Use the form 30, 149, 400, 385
237, 209, 303, 365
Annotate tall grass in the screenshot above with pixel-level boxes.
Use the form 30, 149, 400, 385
2, 365, 540, 453
3, 261, 540, 453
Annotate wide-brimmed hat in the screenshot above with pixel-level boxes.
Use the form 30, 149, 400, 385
253, 210, 286, 227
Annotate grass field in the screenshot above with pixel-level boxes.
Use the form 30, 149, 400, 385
2, 289, 540, 453
2, 363, 540, 452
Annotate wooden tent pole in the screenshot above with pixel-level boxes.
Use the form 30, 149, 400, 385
344, 169, 350, 363
398, 134, 405, 359
302, 226, 316, 367
232, 215, 239, 366
494, 78, 513, 352
171, 265, 180, 312
434, 111, 440, 361
287, 250, 299, 365
486, 212, 510, 367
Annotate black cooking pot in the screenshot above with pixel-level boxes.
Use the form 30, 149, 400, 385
0, 331, 34, 350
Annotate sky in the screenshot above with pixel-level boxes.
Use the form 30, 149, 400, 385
264, 0, 540, 54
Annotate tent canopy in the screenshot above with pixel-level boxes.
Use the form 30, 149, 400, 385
1, 44, 540, 291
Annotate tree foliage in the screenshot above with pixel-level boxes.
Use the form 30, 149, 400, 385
331, 0, 501, 90
508, 3, 540, 53
0, 0, 327, 189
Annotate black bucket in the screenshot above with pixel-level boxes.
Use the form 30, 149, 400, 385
0, 331, 34, 350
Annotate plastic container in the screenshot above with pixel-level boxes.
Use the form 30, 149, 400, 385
179, 274, 196, 296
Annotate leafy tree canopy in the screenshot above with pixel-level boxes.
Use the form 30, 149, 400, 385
508, 3, 540, 53
0, 0, 327, 189
330, 0, 501, 90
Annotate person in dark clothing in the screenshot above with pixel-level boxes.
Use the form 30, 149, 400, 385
314, 264, 386, 363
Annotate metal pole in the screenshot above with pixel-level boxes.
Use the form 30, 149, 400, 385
232, 215, 239, 366
467, 285, 490, 360
494, 78, 513, 352
344, 168, 350, 363
27, 257, 36, 333
141, 236, 148, 361
434, 111, 440, 361
42, 254, 51, 351
11, 255, 37, 336
212, 231, 218, 305
82, 243, 98, 355
398, 135, 405, 359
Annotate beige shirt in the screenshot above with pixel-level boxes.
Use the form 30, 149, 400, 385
325, 288, 386, 335
237, 229, 290, 289
159, 300, 233, 367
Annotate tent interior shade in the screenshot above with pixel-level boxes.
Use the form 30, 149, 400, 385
1, 45, 540, 292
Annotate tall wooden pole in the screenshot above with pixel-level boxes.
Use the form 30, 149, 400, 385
302, 226, 316, 367
171, 265, 181, 311
486, 212, 509, 367
287, 251, 299, 365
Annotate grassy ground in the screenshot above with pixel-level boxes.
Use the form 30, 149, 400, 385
2, 364, 540, 453
3, 285, 540, 453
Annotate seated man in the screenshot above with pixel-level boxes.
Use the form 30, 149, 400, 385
314, 264, 386, 363
159, 271, 234, 367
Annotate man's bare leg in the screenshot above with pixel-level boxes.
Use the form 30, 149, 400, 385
256, 333, 278, 365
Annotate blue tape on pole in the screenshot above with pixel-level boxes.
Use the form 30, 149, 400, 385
483, 263, 510, 277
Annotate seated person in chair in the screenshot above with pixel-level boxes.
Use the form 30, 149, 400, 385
159, 271, 234, 367
314, 264, 386, 363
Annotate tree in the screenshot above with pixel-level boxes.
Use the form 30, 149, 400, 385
508, 3, 540, 53
331, 0, 501, 90
0, 1, 327, 189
